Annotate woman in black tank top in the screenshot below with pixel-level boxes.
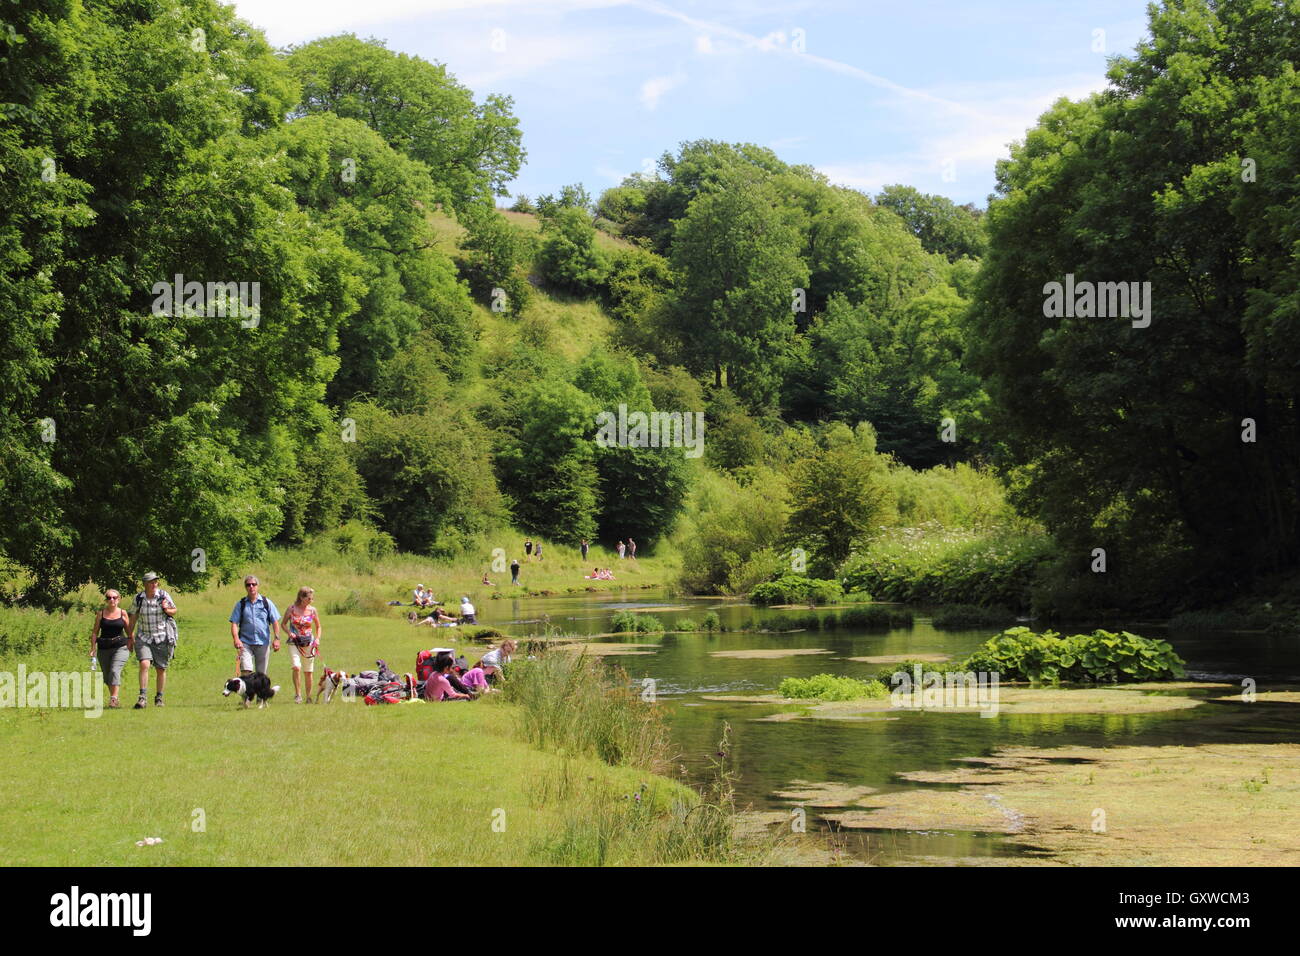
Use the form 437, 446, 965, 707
91, 591, 133, 708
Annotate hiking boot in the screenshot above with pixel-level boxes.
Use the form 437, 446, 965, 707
294, 695, 302, 704
154, 694, 164, 707
133, 695, 147, 709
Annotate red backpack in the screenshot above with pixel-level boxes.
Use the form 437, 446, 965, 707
416, 650, 437, 682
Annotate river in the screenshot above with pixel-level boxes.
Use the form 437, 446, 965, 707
488, 589, 1300, 864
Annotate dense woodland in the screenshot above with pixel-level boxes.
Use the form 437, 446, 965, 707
2, 0, 1298, 618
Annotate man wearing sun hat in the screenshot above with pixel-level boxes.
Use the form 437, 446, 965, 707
129, 572, 178, 709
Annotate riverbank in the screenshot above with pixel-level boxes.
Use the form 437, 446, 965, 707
0, 581, 743, 866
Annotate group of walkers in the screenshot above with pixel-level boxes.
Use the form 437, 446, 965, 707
493, 537, 638, 588
88, 572, 177, 710
88, 572, 504, 709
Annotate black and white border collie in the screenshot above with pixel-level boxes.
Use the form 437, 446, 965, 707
223, 674, 280, 709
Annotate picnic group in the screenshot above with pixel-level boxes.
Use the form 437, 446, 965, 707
87, 571, 517, 710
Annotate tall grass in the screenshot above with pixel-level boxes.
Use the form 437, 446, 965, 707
502, 649, 755, 863
500, 650, 670, 771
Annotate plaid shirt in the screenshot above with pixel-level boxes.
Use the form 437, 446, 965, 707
134, 590, 175, 644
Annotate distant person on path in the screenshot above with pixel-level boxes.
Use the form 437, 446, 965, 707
459, 596, 477, 624
282, 586, 321, 704
511, 558, 520, 586
535, 542, 542, 561
617, 540, 626, 560
229, 576, 281, 676
129, 572, 177, 709
580, 538, 589, 561
524, 538, 533, 559
628, 538, 637, 560
90, 588, 132, 709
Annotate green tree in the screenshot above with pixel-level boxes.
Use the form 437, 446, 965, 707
286, 34, 524, 213
537, 205, 607, 295
971, 0, 1300, 609
876, 184, 988, 262
668, 170, 808, 407
782, 425, 893, 575
264, 114, 477, 402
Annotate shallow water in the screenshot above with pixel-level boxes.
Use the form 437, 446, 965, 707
488, 590, 1300, 865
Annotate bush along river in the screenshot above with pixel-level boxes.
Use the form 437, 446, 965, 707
492, 590, 1300, 866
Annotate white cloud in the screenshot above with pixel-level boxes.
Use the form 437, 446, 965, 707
639, 71, 686, 110
694, 34, 714, 54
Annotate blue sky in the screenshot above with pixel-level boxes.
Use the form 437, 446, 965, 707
231, 0, 1154, 208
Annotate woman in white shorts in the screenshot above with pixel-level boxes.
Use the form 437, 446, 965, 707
282, 586, 322, 703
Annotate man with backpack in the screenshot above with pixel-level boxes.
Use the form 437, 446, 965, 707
229, 576, 281, 676
129, 572, 178, 709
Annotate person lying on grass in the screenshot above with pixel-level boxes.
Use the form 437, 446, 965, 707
423, 652, 471, 701
411, 606, 459, 626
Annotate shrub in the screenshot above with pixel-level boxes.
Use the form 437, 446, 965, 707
841, 524, 1051, 610
673, 618, 696, 632
700, 611, 720, 632
610, 611, 663, 634
872, 658, 967, 685
778, 673, 888, 701
931, 604, 1016, 629
750, 574, 843, 606
839, 606, 914, 630
960, 626, 1186, 683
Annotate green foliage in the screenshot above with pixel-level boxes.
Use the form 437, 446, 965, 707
749, 575, 843, 606
344, 401, 503, 556
286, 34, 524, 213
673, 618, 697, 632
700, 611, 721, 632
457, 205, 534, 313
871, 658, 967, 684
961, 627, 1186, 683
263, 113, 477, 402
875, 184, 987, 262
678, 468, 789, 594
782, 424, 893, 574
610, 611, 663, 633
509, 195, 537, 214
538, 206, 607, 295
778, 673, 887, 701
494, 376, 599, 541
841, 525, 1052, 610
839, 606, 914, 630
971, 1, 1300, 611
668, 168, 808, 407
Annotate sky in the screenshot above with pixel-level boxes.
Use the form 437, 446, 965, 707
229, 0, 1154, 209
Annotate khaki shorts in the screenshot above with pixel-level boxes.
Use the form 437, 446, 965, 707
136, 642, 174, 669
289, 643, 317, 670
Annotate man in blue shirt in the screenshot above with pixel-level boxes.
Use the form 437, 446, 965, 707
229, 576, 281, 676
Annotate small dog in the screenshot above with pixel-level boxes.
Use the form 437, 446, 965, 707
316, 668, 349, 703
223, 674, 280, 709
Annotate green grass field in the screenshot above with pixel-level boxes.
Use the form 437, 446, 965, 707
0, 542, 708, 867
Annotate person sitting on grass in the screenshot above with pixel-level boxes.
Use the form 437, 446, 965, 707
423, 652, 471, 701
461, 663, 492, 694
478, 639, 517, 684
481, 570, 495, 587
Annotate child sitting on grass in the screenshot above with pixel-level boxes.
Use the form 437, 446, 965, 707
423, 652, 471, 702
